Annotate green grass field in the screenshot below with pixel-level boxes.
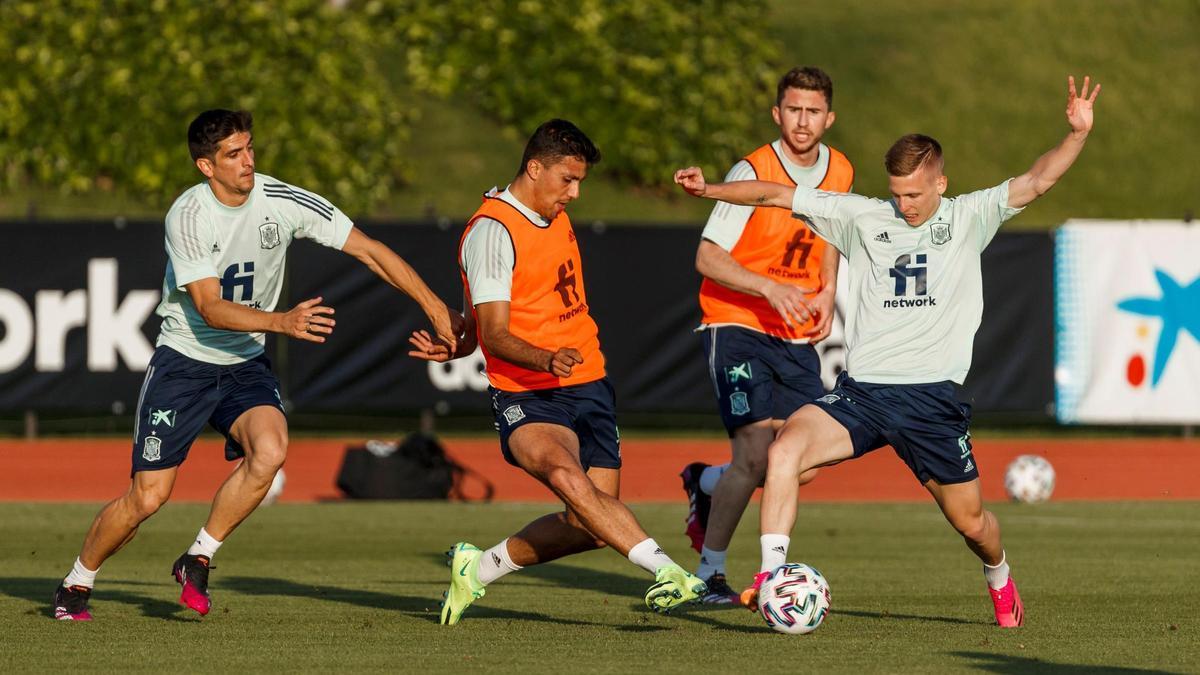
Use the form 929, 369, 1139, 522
2, 501, 1196, 673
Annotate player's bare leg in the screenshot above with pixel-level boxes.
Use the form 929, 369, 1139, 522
54, 468, 178, 620
205, 406, 288, 539
926, 478, 1023, 627
508, 424, 653, 555
505, 465, 621, 565
172, 405, 287, 616
744, 405, 852, 610
441, 424, 704, 624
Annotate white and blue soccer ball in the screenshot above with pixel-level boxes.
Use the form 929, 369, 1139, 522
1004, 455, 1055, 503
759, 563, 831, 635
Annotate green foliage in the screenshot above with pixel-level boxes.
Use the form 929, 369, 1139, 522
381, 0, 780, 186
0, 0, 410, 213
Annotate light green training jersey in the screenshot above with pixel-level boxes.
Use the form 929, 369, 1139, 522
791, 180, 1023, 384
157, 173, 353, 365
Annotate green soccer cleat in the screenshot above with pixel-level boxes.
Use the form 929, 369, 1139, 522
440, 542, 486, 625
644, 563, 707, 613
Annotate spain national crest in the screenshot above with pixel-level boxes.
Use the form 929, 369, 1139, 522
259, 221, 281, 249
142, 436, 162, 462
930, 222, 952, 246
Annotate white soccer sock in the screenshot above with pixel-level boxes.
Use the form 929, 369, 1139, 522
695, 546, 727, 580
983, 551, 1010, 590
760, 534, 790, 573
628, 538, 675, 574
62, 557, 98, 589
477, 539, 522, 586
186, 527, 223, 560
698, 463, 729, 495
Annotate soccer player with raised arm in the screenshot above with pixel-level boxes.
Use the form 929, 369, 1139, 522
53, 109, 460, 621
674, 76, 1100, 627
408, 119, 706, 624
680, 66, 853, 604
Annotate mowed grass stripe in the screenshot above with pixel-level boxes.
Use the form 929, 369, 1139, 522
1, 502, 1195, 673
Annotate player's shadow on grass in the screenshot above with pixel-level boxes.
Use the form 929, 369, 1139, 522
0, 577, 194, 622
839, 608, 989, 626
220, 575, 604, 627
950, 651, 1181, 675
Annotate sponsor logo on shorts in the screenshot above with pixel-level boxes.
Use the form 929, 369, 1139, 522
142, 435, 162, 462
730, 391, 750, 416
149, 408, 175, 427
725, 362, 752, 383
502, 404, 526, 425
959, 433, 975, 473
817, 393, 840, 405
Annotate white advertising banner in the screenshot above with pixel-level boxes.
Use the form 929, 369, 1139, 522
1055, 220, 1200, 423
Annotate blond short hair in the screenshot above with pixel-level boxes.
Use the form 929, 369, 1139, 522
885, 134, 944, 177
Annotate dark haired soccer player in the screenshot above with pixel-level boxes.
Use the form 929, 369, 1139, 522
409, 119, 706, 624
675, 77, 1100, 627
680, 66, 854, 604
53, 109, 460, 621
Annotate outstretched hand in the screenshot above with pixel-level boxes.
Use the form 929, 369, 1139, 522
283, 296, 335, 343
674, 167, 709, 197
407, 329, 460, 363
1066, 75, 1100, 134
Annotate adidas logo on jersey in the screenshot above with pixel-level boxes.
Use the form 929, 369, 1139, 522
874, 232, 892, 243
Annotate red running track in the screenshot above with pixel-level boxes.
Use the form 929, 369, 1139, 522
1, 437, 1196, 503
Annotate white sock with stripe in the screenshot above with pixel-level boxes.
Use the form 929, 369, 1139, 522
477, 539, 522, 585
186, 527, 222, 560
63, 557, 98, 589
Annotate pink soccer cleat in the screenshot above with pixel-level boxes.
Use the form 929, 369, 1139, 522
989, 578, 1025, 627
53, 584, 93, 621
172, 554, 213, 616
680, 462, 712, 553
739, 571, 771, 613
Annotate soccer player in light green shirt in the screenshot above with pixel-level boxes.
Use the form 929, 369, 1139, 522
674, 76, 1100, 628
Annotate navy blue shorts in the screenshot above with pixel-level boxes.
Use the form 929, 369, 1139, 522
490, 378, 621, 471
701, 326, 825, 436
130, 346, 285, 474
809, 372, 977, 485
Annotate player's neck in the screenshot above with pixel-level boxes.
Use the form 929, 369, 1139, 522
507, 178, 550, 221
778, 139, 820, 168
208, 179, 251, 208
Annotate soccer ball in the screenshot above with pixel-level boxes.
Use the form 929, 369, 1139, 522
261, 468, 287, 506
1004, 455, 1055, 503
759, 563, 831, 634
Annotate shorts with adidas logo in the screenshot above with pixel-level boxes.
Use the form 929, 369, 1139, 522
489, 378, 621, 471
810, 372, 978, 485
130, 346, 286, 475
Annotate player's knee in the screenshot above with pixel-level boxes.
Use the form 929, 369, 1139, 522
949, 511, 987, 541
247, 438, 288, 477
128, 487, 169, 519
546, 466, 591, 503
767, 432, 809, 473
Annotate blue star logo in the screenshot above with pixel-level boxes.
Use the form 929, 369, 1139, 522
1116, 269, 1200, 387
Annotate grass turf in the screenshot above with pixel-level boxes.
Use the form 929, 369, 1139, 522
2, 501, 1196, 673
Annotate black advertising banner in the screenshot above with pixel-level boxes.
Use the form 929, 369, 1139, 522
0, 221, 165, 411
0, 221, 1054, 417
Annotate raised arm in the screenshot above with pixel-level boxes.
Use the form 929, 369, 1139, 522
1007, 75, 1100, 209
341, 227, 461, 352
674, 167, 795, 209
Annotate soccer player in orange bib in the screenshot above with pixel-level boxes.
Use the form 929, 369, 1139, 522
680, 67, 854, 603
408, 119, 706, 624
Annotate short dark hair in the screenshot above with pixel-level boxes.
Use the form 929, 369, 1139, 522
885, 134, 944, 177
517, 119, 601, 175
188, 109, 253, 161
776, 66, 834, 108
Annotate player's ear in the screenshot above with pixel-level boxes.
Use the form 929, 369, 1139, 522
936, 174, 948, 195
771, 105, 782, 128
525, 158, 542, 181
195, 156, 215, 179
824, 110, 836, 129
